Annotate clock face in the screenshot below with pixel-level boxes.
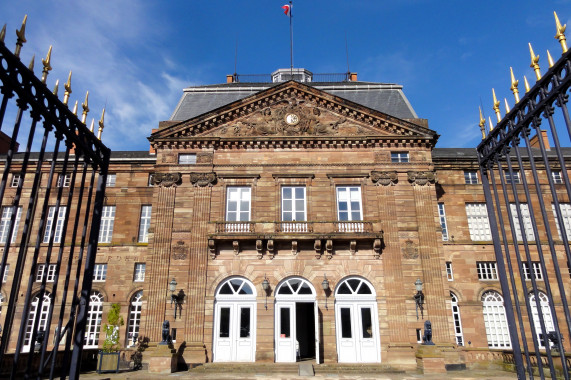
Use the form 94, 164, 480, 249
285, 113, 299, 125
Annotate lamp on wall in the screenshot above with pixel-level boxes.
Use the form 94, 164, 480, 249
169, 277, 184, 319
413, 278, 425, 320
321, 274, 330, 310
262, 274, 270, 310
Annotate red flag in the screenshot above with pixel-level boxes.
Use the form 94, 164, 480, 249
282, 4, 291, 16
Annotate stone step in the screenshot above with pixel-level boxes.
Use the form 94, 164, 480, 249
189, 362, 404, 375
314, 364, 404, 374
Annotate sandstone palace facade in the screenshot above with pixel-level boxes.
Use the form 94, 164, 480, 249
1, 69, 570, 370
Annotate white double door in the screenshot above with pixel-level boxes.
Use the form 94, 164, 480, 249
213, 302, 255, 362
335, 302, 380, 363
275, 301, 320, 363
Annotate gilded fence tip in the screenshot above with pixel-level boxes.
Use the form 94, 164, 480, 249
554, 11, 568, 53
492, 88, 501, 122
28, 54, 34, 71
53, 79, 59, 96
524, 75, 531, 93
97, 108, 105, 140
81, 91, 89, 124
14, 15, 27, 58
0, 24, 6, 43
89, 118, 95, 133
479, 107, 486, 140
63, 71, 72, 106
504, 98, 510, 114
41, 45, 52, 84
509, 67, 520, 103
547, 50, 555, 67
488, 116, 494, 132
72, 100, 78, 115
529, 43, 542, 81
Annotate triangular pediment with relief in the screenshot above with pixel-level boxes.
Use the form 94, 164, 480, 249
151, 81, 437, 145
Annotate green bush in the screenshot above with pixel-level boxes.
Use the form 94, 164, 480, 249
101, 303, 124, 353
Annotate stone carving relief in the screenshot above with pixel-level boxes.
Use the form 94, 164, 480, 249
172, 240, 188, 260
152, 172, 182, 187
371, 171, 398, 186
407, 171, 436, 186
196, 152, 213, 164
402, 239, 419, 259
189, 172, 217, 187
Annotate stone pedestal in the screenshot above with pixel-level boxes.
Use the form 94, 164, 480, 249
387, 343, 417, 371
416, 344, 446, 374
181, 342, 207, 365
148, 343, 178, 374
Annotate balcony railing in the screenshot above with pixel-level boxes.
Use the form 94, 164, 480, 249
216, 222, 255, 233
335, 221, 371, 233
213, 221, 376, 235
276, 221, 313, 233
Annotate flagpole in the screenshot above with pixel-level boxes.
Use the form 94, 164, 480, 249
289, 0, 293, 78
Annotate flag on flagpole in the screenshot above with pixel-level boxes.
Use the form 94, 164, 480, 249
282, 4, 291, 16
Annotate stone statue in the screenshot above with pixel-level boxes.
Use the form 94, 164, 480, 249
422, 320, 434, 345
161, 320, 170, 344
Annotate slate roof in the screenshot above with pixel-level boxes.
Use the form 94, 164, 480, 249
169, 81, 418, 122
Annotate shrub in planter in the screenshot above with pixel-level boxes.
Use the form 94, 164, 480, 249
97, 303, 125, 373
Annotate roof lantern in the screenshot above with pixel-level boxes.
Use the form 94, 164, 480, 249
271, 68, 313, 83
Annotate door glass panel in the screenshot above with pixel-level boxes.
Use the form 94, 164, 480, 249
289, 280, 300, 292
219, 283, 233, 294
298, 283, 312, 294
357, 283, 372, 294
278, 285, 293, 294
337, 282, 351, 294
230, 279, 241, 291
239, 308, 251, 338
361, 308, 373, 338
239, 283, 253, 294
340, 307, 352, 338
280, 308, 291, 338
347, 279, 360, 291
219, 307, 230, 338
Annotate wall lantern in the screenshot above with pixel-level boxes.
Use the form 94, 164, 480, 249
262, 274, 270, 310
169, 277, 184, 319
321, 274, 330, 310
413, 278, 425, 320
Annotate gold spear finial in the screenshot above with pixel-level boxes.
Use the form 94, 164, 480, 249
0, 24, 6, 43
504, 98, 510, 114
72, 100, 78, 115
14, 15, 27, 58
492, 88, 501, 122
63, 71, 72, 106
97, 108, 105, 140
547, 50, 555, 67
81, 91, 89, 124
41, 45, 52, 84
53, 79, 59, 96
28, 54, 34, 71
488, 116, 494, 132
89, 118, 95, 133
529, 43, 541, 81
554, 11, 568, 53
479, 107, 486, 139
524, 75, 531, 92
509, 67, 520, 103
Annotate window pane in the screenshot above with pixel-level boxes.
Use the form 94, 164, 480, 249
219, 307, 230, 338
295, 187, 304, 198
283, 200, 292, 211
283, 187, 292, 199
240, 308, 251, 338
280, 308, 290, 337
361, 308, 373, 338
341, 307, 352, 338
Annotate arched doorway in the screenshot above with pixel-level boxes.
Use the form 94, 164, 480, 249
334, 277, 380, 363
274, 277, 319, 363
482, 290, 511, 348
23, 292, 51, 352
213, 277, 256, 362
85, 291, 103, 348
127, 291, 143, 347
529, 291, 555, 348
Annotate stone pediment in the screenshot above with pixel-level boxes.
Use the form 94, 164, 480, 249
150, 81, 437, 148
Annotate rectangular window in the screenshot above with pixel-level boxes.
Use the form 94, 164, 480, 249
522, 262, 543, 281
134, 263, 146, 282
280, 308, 290, 338
239, 307, 251, 338
0, 206, 22, 244
464, 171, 478, 184
466, 203, 492, 241
57, 174, 71, 187
510, 203, 535, 241
178, 153, 196, 165
148, 174, 154, 186
281, 187, 306, 221
446, 262, 454, 281
171, 328, 177, 343
226, 187, 251, 222
36, 264, 56, 282
11, 173, 21, 187
391, 152, 409, 163
93, 264, 107, 282
98, 206, 116, 243
219, 307, 230, 338
477, 262, 498, 280
138, 205, 152, 243
553, 203, 571, 240
336, 186, 362, 221
505, 170, 521, 184
1, 263, 8, 282
105, 174, 116, 187
340, 307, 352, 338
360, 307, 373, 339
43, 206, 67, 243
416, 328, 422, 343
438, 203, 449, 241
552, 170, 563, 184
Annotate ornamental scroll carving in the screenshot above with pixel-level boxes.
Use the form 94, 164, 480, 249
152, 172, 182, 187
402, 240, 419, 259
371, 171, 398, 186
190, 172, 217, 187
172, 241, 188, 260
407, 171, 436, 186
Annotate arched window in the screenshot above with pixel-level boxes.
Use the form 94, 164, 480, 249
127, 291, 143, 347
529, 291, 555, 348
0, 293, 3, 316
482, 291, 511, 348
85, 291, 103, 348
335, 278, 374, 296
450, 292, 464, 346
23, 292, 51, 352
217, 278, 256, 297
276, 278, 315, 297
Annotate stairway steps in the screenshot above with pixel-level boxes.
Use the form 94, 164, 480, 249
189, 363, 404, 375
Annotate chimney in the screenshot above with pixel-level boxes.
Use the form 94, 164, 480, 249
529, 130, 550, 150
349, 72, 358, 82
149, 128, 158, 154
226, 74, 234, 83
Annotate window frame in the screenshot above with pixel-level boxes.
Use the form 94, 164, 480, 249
477, 261, 498, 281
178, 153, 197, 165
522, 261, 543, 281
464, 171, 478, 184
510, 203, 535, 241
446, 262, 454, 281
134, 263, 146, 282
93, 263, 108, 282
1, 263, 9, 282
281, 186, 307, 222
0, 206, 22, 244
551, 170, 563, 184
466, 203, 492, 241
36, 263, 57, 283
57, 174, 71, 188
138, 205, 152, 243
10, 173, 21, 188
43, 206, 67, 244
438, 203, 449, 241
105, 174, 117, 187
504, 170, 521, 184
225, 187, 251, 222
336, 186, 363, 222
390, 152, 409, 163
98, 206, 116, 243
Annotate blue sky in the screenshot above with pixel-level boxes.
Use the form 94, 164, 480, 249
1, 1, 571, 151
